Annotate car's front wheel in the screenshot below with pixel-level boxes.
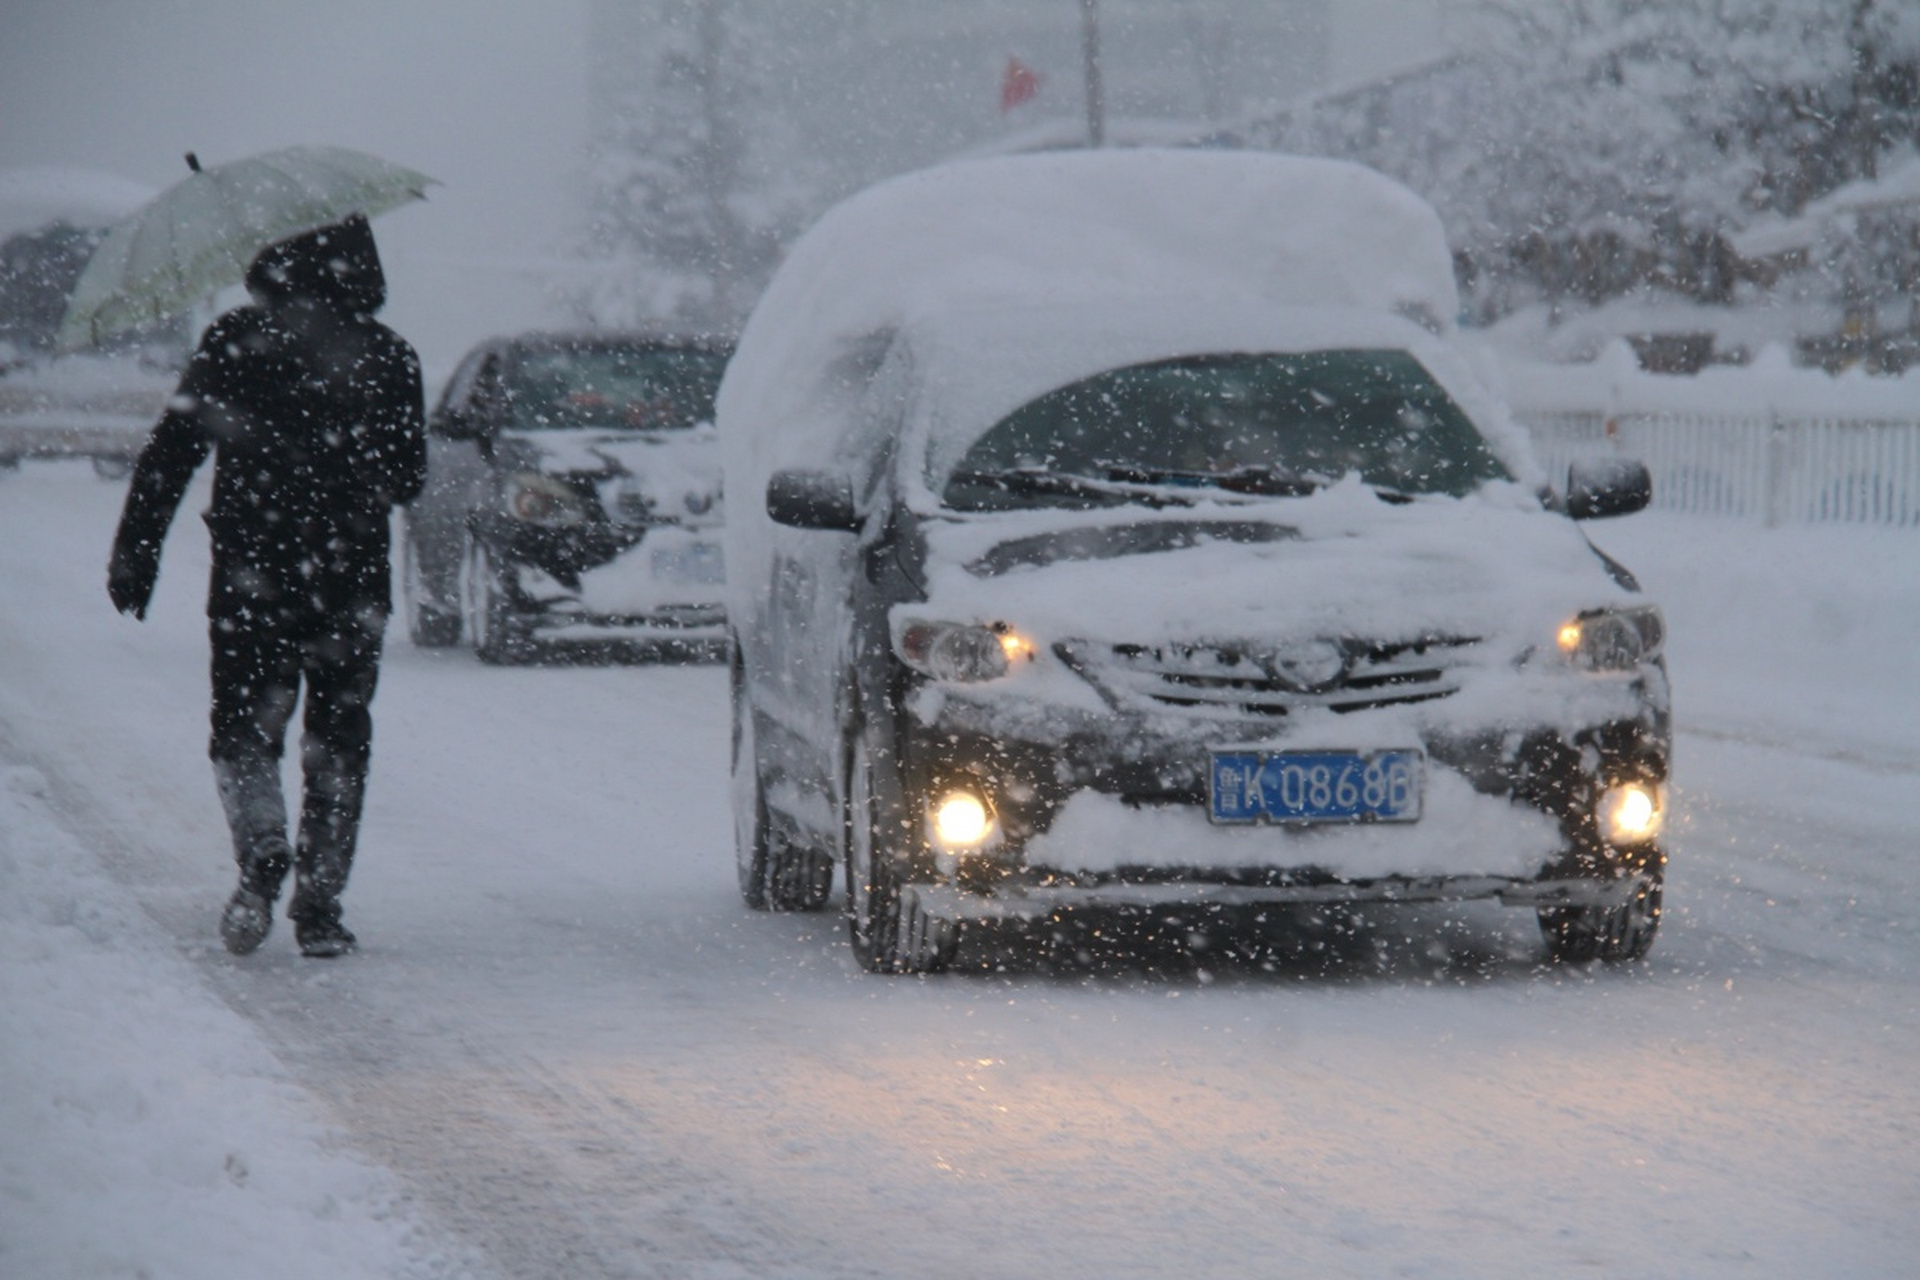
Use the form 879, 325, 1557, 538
732, 655, 832, 912
1539, 866, 1663, 963
843, 724, 955, 974
461, 536, 530, 665
402, 525, 462, 648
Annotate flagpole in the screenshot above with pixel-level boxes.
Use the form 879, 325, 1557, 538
1081, 0, 1105, 148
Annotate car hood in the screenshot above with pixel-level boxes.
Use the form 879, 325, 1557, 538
914, 476, 1640, 655
498, 426, 724, 525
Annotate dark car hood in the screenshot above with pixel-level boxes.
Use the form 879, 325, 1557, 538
497, 426, 723, 523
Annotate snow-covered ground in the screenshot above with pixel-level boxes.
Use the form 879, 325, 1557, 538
3, 458, 1918, 1278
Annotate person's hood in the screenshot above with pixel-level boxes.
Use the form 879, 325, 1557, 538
243, 212, 386, 316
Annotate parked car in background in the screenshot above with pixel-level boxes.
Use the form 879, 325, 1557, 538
403, 330, 731, 663
721, 150, 1669, 973
0, 354, 174, 478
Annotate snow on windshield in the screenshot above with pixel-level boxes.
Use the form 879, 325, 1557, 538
896, 302, 1544, 501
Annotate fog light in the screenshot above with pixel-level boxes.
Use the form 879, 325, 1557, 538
1599, 782, 1662, 845
997, 628, 1036, 664
931, 790, 994, 849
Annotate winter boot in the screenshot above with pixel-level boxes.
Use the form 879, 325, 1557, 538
289, 756, 366, 959
214, 759, 292, 955
290, 896, 356, 958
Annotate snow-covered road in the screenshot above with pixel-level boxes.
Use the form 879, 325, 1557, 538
4, 458, 1917, 1278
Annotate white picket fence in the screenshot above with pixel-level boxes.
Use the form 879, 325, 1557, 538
1514, 405, 1920, 529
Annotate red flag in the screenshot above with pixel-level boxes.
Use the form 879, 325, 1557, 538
1000, 55, 1040, 113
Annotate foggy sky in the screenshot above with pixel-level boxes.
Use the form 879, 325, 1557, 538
1, 1, 1437, 371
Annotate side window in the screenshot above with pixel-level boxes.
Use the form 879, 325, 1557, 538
435, 349, 492, 419
469, 356, 508, 422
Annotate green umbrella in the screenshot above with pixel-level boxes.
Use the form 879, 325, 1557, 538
56, 144, 436, 352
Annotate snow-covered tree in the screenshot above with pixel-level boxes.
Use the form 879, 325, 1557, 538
575, 0, 819, 333
1253, 0, 1920, 342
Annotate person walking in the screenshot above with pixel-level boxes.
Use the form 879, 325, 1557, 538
107, 213, 426, 958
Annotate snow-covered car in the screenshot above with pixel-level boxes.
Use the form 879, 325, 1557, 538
402, 330, 731, 662
720, 150, 1670, 973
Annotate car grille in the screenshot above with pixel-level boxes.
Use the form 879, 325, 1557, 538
1055, 635, 1478, 720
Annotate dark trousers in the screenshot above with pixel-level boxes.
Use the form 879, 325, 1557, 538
209, 605, 386, 922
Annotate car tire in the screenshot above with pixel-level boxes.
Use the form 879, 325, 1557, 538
732, 653, 833, 912
402, 526, 462, 648
843, 723, 955, 974
1538, 865, 1662, 964
462, 536, 530, 665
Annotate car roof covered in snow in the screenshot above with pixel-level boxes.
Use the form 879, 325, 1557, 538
718, 148, 1463, 485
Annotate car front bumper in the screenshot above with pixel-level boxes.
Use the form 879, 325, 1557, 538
492, 520, 727, 644
907, 862, 1656, 926
893, 666, 1668, 910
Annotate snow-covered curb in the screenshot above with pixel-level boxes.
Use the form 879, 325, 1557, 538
0, 764, 467, 1280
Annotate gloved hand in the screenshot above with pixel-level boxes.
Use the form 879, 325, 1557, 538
107, 542, 158, 620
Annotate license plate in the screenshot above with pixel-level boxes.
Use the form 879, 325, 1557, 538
1209, 749, 1423, 824
650, 539, 724, 585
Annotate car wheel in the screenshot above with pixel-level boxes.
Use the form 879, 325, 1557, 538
462, 536, 529, 665
843, 724, 955, 974
402, 525, 462, 647
1538, 866, 1663, 964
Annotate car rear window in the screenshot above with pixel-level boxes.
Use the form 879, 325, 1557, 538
504, 345, 727, 432
942, 350, 1511, 510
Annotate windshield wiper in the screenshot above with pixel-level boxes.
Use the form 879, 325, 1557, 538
1100, 463, 1323, 498
948, 466, 1193, 508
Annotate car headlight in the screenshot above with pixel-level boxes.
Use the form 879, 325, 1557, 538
929, 789, 996, 849
1598, 780, 1663, 846
1556, 605, 1664, 671
895, 619, 1036, 682
505, 472, 588, 527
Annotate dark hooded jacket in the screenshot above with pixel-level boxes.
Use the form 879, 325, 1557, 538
109, 215, 427, 627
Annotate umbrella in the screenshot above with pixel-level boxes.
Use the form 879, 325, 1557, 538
56, 144, 435, 352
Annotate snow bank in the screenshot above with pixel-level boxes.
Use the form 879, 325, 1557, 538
0, 765, 466, 1280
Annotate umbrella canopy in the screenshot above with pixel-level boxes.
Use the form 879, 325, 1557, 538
56, 145, 435, 352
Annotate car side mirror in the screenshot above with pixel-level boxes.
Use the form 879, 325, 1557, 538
767, 468, 860, 531
1565, 457, 1652, 520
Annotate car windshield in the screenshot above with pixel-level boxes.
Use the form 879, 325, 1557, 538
941, 350, 1511, 511
503, 345, 726, 432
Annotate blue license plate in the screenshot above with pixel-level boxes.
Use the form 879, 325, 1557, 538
1209, 749, 1423, 824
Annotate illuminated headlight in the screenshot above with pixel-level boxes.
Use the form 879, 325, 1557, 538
929, 789, 996, 850
895, 619, 1035, 682
1598, 781, 1663, 846
506, 472, 588, 527
1557, 605, 1664, 671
